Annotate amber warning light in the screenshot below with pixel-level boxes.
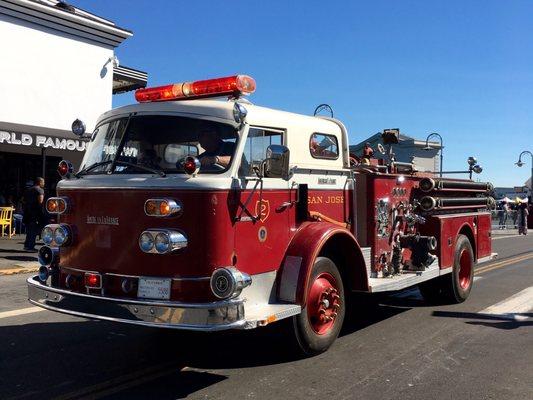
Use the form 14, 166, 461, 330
135, 75, 256, 102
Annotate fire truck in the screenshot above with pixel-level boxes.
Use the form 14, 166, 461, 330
27, 75, 496, 355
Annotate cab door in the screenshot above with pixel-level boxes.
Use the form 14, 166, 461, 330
233, 127, 290, 276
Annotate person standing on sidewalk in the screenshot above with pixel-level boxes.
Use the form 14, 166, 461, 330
498, 200, 510, 229
22, 177, 45, 251
517, 200, 529, 235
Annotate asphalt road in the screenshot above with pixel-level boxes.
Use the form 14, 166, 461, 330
1, 235, 532, 400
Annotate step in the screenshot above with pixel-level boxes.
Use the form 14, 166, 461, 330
368, 258, 444, 293
242, 303, 301, 329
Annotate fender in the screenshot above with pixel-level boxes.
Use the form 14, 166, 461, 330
277, 221, 369, 305
457, 222, 477, 260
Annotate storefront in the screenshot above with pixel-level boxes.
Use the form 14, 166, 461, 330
0, 0, 147, 207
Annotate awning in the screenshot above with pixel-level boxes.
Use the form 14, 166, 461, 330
113, 65, 148, 94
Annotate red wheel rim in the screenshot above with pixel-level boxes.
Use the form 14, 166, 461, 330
307, 272, 341, 335
458, 249, 472, 290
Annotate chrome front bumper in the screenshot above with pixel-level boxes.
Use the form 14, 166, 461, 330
27, 276, 245, 331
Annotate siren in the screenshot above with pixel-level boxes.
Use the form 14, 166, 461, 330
135, 75, 256, 102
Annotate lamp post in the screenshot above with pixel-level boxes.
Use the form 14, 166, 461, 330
423, 132, 443, 177
515, 150, 533, 194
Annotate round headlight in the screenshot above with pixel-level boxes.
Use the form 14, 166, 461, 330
38, 245, 59, 266
210, 267, 252, 299
155, 232, 170, 253
54, 225, 69, 246
139, 231, 154, 253
71, 119, 86, 136
211, 269, 234, 299
42, 226, 54, 245
38, 266, 49, 282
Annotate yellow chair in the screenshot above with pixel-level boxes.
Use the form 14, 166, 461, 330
0, 207, 15, 238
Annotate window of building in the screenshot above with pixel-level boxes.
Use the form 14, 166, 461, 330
309, 133, 339, 160
239, 127, 283, 176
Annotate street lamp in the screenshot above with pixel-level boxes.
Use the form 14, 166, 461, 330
423, 132, 443, 177
515, 150, 533, 193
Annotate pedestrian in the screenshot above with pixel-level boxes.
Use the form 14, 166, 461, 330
22, 177, 45, 251
517, 200, 529, 235
498, 200, 509, 229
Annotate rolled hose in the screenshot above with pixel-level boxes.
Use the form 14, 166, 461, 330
419, 178, 494, 193
419, 195, 496, 211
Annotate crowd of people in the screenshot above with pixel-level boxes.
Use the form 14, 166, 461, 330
496, 197, 530, 235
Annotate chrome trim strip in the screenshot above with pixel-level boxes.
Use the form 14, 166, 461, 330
27, 300, 246, 332
27, 276, 245, 331
27, 276, 241, 308
60, 267, 210, 282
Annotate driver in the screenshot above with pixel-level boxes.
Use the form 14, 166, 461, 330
197, 124, 234, 168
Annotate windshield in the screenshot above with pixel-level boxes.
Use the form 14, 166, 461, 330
80, 115, 238, 175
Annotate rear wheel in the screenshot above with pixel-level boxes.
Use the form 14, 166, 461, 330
292, 257, 345, 355
419, 234, 474, 304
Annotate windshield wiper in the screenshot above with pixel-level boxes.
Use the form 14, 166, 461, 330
75, 160, 113, 177
114, 160, 166, 177
76, 160, 166, 177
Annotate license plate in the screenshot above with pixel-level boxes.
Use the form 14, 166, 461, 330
137, 277, 171, 300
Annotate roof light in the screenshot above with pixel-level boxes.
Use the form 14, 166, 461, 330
135, 75, 256, 102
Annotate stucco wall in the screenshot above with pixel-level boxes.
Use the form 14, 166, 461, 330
0, 13, 113, 133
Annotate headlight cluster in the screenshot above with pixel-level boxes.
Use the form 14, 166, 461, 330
45, 197, 69, 214
37, 245, 60, 283
139, 229, 187, 254
41, 224, 72, 247
144, 199, 182, 217
210, 267, 252, 299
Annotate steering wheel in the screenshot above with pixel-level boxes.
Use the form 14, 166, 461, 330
349, 154, 361, 168
209, 163, 225, 171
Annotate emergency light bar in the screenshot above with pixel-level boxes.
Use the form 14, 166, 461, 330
135, 75, 256, 103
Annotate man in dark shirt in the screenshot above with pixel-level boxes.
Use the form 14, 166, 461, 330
197, 126, 235, 169
23, 177, 45, 251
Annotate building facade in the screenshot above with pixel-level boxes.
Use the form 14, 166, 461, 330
0, 0, 146, 206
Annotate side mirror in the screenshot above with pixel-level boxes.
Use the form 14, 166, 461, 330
264, 145, 290, 180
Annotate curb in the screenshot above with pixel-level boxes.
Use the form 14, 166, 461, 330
0, 265, 39, 276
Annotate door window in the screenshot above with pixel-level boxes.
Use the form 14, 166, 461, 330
240, 128, 283, 176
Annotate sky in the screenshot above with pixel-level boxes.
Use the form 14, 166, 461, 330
74, 0, 533, 187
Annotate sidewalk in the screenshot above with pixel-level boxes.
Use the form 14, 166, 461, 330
0, 235, 41, 275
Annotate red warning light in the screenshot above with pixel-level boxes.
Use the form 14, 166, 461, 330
135, 75, 256, 102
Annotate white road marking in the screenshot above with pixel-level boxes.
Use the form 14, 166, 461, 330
0, 306, 45, 320
479, 286, 533, 321
473, 276, 483, 282
492, 235, 518, 240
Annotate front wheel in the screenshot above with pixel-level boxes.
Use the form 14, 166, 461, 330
292, 257, 345, 355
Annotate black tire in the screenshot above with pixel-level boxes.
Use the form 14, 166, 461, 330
291, 257, 345, 356
419, 234, 474, 304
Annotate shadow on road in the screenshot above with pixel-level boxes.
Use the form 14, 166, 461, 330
0, 291, 430, 400
432, 310, 533, 330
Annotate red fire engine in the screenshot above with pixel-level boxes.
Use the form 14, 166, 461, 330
28, 75, 496, 355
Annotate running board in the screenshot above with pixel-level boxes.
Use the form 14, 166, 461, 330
367, 259, 449, 293
242, 303, 301, 329
477, 252, 498, 264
